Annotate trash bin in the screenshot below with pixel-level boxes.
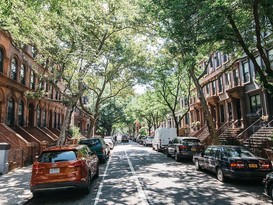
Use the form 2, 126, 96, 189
0, 143, 10, 175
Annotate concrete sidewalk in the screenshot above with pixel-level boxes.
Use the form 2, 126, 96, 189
0, 166, 32, 205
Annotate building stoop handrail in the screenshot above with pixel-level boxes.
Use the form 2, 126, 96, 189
238, 118, 262, 142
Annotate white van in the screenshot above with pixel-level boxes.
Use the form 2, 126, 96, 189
152, 128, 177, 151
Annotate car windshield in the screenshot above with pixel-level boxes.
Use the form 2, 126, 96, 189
79, 139, 100, 146
38, 150, 77, 163
224, 147, 256, 158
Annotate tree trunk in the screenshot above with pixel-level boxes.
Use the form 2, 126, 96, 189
189, 68, 219, 144
57, 105, 74, 146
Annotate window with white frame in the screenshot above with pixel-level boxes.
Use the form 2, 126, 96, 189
225, 72, 231, 87
10, 57, 18, 81
212, 81, 216, 95
21, 64, 26, 85
250, 94, 261, 114
218, 76, 223, 93
243, 61, 250, 83
206, 84, 210, 95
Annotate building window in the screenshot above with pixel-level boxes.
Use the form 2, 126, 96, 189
21, 64, 26, 85
18, 100, 24, 126
218, 77, 223, 93
225, 72, 231, 87
37, 105, 41, 127
215, 52, 220, 68
250, 94, 261, 114
30, 70, 35, 89
233, 69, 239, 86
42, 109, 46, 127
206, 84, 210, 95
223, 54, 228, 63
0, 48, 3, 73
10, 57, 18, 81
212, 81, 216, 95
7, 98, 15, 125
243, 61, 250, 83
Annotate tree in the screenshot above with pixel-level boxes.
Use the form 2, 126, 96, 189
133, 90, 169, 135
0, 0, 145, 144
97, 98, 127, 136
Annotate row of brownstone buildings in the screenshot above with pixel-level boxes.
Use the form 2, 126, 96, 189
161, 49, 273, 156
0, 30, 89, 170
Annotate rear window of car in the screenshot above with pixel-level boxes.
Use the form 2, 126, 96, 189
224, 147, 256, 158
181, 139, 200, 145
79, 139, 100, 146
38, 150, 77, 163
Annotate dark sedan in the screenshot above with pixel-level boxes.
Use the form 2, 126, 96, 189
193, 145, 272, 182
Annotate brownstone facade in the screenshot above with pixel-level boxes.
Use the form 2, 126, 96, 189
0, 30, 68, 169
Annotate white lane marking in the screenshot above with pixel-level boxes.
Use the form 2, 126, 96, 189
125, 151, 149, 205
94, 157, 111, 205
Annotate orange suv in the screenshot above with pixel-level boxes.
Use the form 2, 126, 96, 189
30, 144, 99, 196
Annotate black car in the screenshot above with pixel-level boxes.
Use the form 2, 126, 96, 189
193, 145, 272, 182
121, 135, 129, 142
264, 172, 273, 200
166, 137, 204, 161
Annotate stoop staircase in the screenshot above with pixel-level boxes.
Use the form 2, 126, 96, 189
219, 127, 245, 145
244, 126, 273, 149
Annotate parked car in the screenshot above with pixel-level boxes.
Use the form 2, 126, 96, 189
136, 135, 146, 144
121, 135, 129, 142
264, 172, 273, 200
104, 136, 115, 145
104, 138, 114, 149
143, 136, 154, 146
30, 144, 99, 196
193, 145, 273, 182
79, 137, 109, 162
166, 137, 204, 161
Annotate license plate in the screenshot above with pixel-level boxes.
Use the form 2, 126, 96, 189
49, 168, 60, 174
249, 164, 258, 168
191, 148, 196, 151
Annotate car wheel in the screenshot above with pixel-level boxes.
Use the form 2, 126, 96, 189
175, 152, 180, 162
216, 167, 225, 182
195, 159, 201, 170
166, 150, 171, 157
94, 166, 99, 178
32, 192, 42, 198
83, 173, 91, 194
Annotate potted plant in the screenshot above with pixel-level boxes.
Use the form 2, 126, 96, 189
69, 126, 81, 144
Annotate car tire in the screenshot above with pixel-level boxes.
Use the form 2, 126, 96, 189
94, 166, 99, 178
166, 150, 171, 157
195, 159, 201, 170
216, 167, 226, 182
32, 192, 42, 198
175, 152, 180, 162
83, 173, 91, 194
269, 184, 273, 201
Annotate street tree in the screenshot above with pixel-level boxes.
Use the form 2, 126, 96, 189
0, 0, 145, 144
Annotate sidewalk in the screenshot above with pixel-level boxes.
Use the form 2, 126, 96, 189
0, 166, 32, 205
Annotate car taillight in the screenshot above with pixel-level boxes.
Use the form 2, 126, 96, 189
230, 161, 245, 169
70, 160, 84, 167
260, 161, 272, 170
178, 145, 187, 150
